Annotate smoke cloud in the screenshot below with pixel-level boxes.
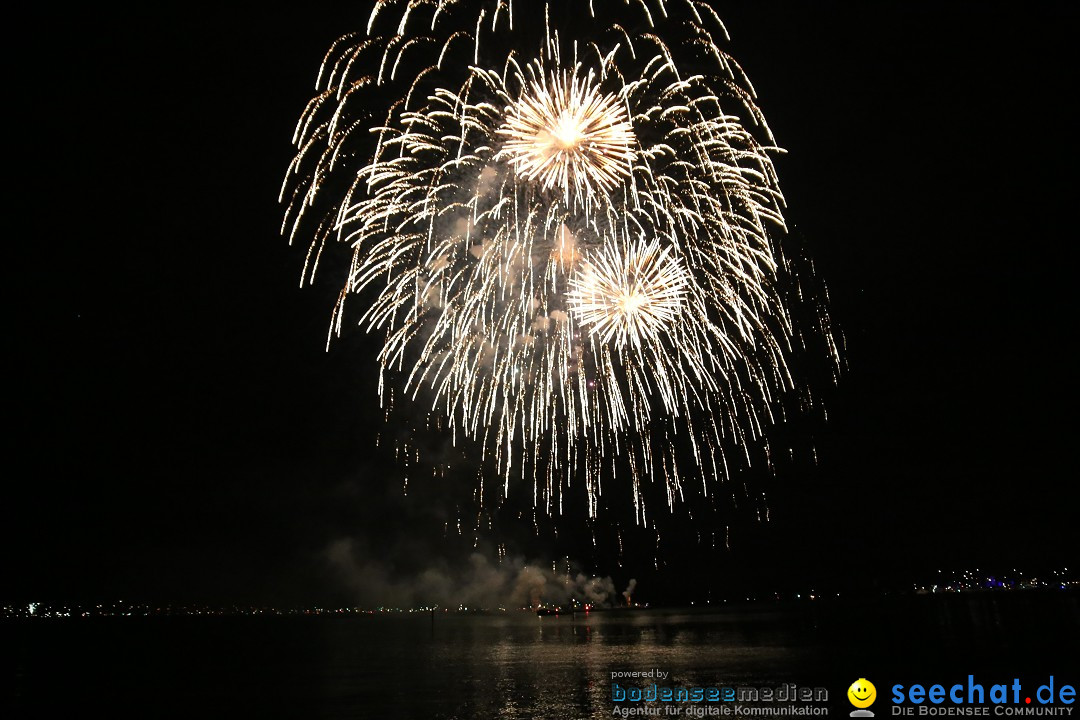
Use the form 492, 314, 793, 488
326, 538, 620, 609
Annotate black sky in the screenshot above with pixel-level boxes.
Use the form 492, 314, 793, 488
7, 2, 1078, 606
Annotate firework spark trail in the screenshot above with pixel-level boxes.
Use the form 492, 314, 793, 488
281, 0, 839, 520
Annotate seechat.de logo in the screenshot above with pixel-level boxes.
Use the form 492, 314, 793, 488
891, 675, 1076, 714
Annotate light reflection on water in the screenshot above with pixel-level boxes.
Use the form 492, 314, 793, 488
6, 596, 1078, 719
418, 611, 804, 719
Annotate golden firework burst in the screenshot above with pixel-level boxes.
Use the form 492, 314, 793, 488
496, 72, 636, 205
568, 239, 689, 350
282, 0, 840, 517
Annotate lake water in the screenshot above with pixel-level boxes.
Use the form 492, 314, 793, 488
4, 594, 1078, 719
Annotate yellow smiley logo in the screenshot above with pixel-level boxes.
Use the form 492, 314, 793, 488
848, 679, 877, 708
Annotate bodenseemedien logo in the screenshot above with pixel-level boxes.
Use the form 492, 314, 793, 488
849, 678, 878, 717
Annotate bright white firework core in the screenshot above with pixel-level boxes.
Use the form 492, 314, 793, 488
497, 72, 636, 204
568, 239, 689, 350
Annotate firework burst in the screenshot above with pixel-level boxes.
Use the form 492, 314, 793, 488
568, 238, 688, 351
497, 71, 636, 206
281, 0, 839, 520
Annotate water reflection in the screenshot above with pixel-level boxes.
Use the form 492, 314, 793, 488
6, 595, 1077, 720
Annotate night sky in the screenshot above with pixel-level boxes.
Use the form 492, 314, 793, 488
8, 2, 1078, 607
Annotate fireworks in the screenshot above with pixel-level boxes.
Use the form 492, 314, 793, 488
568, 239, 688, 351
497, 72, 636, 206
281, 0, 839, 519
